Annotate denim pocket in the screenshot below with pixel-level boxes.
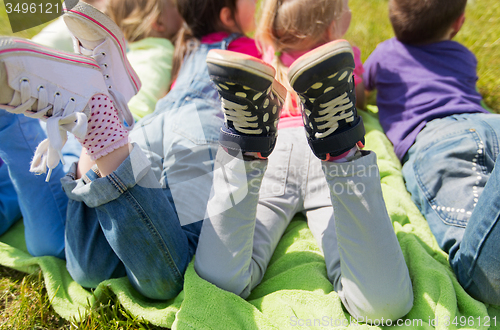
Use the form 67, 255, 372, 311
413, 126, 487, 227
259, 141, 293, 198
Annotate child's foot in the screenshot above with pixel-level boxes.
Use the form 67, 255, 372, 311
206, 50, 286, 158
288, 40, 365, 160
63, 1, 140, 128
0, 37, 111, 179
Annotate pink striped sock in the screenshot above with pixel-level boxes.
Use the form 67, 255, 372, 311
77, 94, 129, 161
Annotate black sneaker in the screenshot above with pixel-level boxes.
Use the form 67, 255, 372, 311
288, 39, 365, 160
206, 49, 286, 158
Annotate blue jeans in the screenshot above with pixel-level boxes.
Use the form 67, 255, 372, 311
62, 34, 238, 299
402, 113, 500, 305
0, 158, 21, 236
0, 112, 69, 258
0, 115, 81, 238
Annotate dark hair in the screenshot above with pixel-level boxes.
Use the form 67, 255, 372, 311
171, 0, 237, 82
389, 0, 467, 44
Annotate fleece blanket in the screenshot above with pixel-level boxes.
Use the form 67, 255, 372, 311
1, 107, 499, 329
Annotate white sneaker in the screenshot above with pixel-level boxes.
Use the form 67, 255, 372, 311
63, 1, 140, 128
0, 37, 109, 180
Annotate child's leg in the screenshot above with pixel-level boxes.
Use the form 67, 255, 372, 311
195, 49, 289, 298
451, 152, 500, 305
289, 40, 412, 321
0, 159, 22, 235
0, 36, 117, 258
0, 112, 66, 258
1, 34, 194, 299
307, 152, 413, 322
63, 174, 126, 288
62, 135, 203, 299
195, 140, 297, 298
62, 92, 201, 299
403, 113, 500, 305
60, 4, 200, 297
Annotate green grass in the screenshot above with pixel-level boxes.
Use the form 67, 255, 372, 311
0, 0, 499, 328
0, 266, 165, 329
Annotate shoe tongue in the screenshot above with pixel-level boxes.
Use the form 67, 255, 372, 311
79, 44, 96, 56
0, 63, 15, 105
85, 37, 104, 49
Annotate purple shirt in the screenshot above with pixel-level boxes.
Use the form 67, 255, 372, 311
364, 38, 487, 160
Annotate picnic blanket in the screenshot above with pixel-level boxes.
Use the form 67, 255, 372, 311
1, 107, 499, 329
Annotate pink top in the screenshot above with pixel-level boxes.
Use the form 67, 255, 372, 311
263, 45, 364, 130
201, 32, 261, 58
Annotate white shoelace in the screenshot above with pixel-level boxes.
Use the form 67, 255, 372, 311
9, 79, 88, 181
314, 91, 354, 139
221, 98, 262, 135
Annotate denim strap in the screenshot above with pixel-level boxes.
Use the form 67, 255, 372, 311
221, 33, 243, 50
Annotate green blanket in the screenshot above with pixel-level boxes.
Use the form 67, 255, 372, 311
1, 108, 499, 329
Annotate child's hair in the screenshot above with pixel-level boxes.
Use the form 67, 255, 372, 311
82, 0, 107, 12
389, 0, 467, 45
171, 0, 237, 82
255, 0, 347, 115
105, 0, 167, 43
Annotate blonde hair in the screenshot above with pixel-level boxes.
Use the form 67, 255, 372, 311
255, 0, 346, 115
105, 0, 166, 43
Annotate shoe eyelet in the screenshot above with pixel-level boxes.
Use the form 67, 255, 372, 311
108, 85, 112, 89
101, 52, 106, 56
37, 85, 44, 91
103, 63, 108, 68
69, 97, 76, 102
105, 74, 110, 79
20, 77, 29, 83
54, 91, 61, 97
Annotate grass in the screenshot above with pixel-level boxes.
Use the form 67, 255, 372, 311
0, 266, 165, 329
0, 0, 499, 328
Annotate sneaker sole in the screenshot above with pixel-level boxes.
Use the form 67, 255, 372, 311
0, 37, 100, 69
64, 2, 141, 92
207, 49, 287, 101
207, 50, 276, 83
288, 39, 354, 92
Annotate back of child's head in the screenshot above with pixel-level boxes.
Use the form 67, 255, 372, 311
389, 0, 467, 44
176, 0, 237, 39
106, 0, 176, 42
256, 0, 344, 54
255, 0, 347, 114
83, 0, 107, 12
171, 0, 237, 82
